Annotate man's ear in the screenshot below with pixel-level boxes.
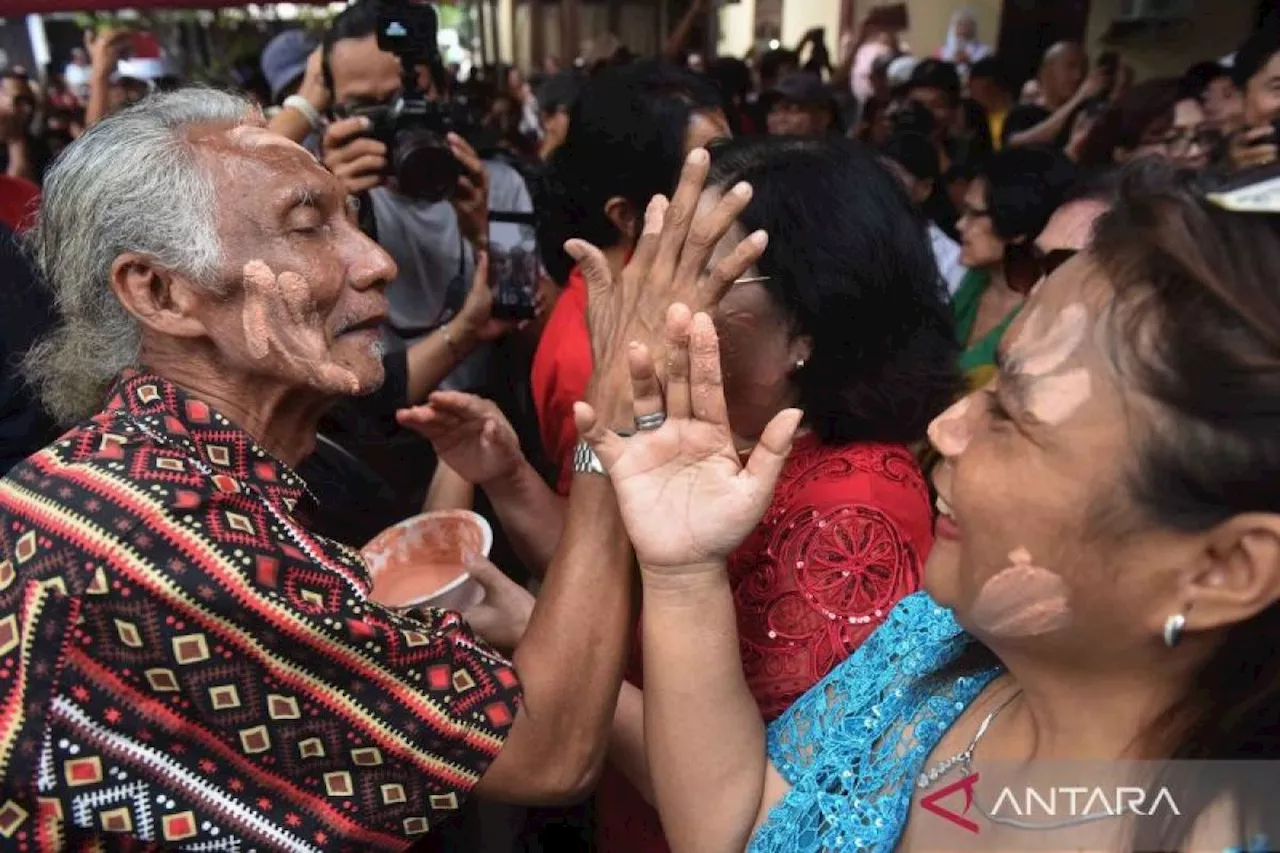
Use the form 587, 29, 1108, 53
109, 252, 212, 340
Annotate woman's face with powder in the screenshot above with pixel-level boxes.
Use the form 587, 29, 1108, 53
924, 253, 1187, 655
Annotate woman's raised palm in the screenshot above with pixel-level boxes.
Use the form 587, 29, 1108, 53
578, 307, 801, 573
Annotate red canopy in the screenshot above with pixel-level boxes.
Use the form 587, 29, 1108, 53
0, 0, 327, 12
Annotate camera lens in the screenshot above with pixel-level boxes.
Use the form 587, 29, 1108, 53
393, 129, 459, 202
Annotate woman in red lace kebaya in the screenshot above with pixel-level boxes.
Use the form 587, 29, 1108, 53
404, 136, 960, 852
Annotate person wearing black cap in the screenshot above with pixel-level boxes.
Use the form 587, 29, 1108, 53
879, 130, 965, 295
1224, 17, 1280, 171
765, 71, 841, 136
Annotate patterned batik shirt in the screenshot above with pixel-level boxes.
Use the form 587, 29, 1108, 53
0, 372, 522, 851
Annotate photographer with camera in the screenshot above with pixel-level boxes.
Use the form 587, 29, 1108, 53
320, 1, 536, 379
311, 1, 545, 535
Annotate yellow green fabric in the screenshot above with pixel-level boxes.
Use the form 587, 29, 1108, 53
953, 267, 1022, 391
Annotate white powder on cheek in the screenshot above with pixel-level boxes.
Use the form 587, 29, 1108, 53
1025, 367, 1092, 426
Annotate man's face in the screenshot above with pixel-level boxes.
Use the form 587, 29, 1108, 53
907, 86, 955, 140
1043, 45, 1086, 107
189, 125, 397, 397
767, 99, 829, 136
1, 77, 34, 125
1245, 51, 1280, 126
1203, 75, 1244, 132
328, 34, 416, 111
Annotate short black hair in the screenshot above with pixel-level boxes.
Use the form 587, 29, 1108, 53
322, 0, 379, 95
907, 58, 962, 106
968, 57, 1016, 96
537, 60, 723, 282
978, 145, 1079, 243
1231, 17, 1280, 89
1183, 60, 1233, 100
707, 136, 959, 444
881, 130, 939, 181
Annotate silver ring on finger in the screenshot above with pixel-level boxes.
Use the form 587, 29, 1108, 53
635, 411, 668, 432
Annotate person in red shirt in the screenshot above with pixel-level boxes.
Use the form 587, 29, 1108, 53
532, 61, 730, 495
0, 76, 39, 231
433, 130, 960, 851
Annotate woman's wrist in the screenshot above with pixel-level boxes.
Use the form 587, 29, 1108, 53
638, 563, 729, 593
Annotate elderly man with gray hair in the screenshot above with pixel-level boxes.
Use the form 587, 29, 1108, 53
0, 89, 639, 849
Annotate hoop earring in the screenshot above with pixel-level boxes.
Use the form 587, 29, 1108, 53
1162, 612, 1186, 649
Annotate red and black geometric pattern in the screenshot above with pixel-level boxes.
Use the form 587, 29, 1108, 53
0, 371, 522, 851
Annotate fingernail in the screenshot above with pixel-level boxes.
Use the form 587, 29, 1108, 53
732, 181, 752, 198
751, 230, 768, 247
688, 148, 708, 165
360, 116, 371, 129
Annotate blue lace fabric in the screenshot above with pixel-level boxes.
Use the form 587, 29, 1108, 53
751, 592, 999, 852
751, 593, 1272, 853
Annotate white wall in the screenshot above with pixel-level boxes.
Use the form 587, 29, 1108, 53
719, 0, 757, 55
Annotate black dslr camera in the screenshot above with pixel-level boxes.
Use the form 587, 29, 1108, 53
341, 0, 469, 202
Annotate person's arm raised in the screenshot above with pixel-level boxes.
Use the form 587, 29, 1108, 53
584, 305, 800, 849
469, 148, 770, 804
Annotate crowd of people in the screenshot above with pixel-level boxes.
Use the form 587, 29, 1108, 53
4, 1, 1280, 851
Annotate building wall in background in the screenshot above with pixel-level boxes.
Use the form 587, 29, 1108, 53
716, 0, 1257, 82
1083, 0, 1254, 80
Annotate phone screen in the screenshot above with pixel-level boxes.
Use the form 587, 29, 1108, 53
488, 215, 539, 321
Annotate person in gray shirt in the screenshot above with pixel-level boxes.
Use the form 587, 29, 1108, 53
319, 0, 530, 392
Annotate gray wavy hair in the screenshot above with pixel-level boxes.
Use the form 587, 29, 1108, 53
24, 88, 254, 424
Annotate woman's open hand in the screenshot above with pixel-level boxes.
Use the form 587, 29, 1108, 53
574, 303, 802, 574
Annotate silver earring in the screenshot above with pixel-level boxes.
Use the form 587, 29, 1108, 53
795, 358, 806, 370
1162, 613, 1186, 648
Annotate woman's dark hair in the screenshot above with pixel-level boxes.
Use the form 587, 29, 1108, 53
706, 136, 959, 444
976, 145, 1078, 293
536, 60, 722, 284
978, 145, 1079, 243
1075, 78, 1182, 170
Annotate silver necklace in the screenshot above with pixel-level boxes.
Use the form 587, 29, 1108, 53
916, 688, 1022, 789
916, 687, 1134, 830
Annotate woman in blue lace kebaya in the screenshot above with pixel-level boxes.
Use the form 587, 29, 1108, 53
580, 158, 1280, 852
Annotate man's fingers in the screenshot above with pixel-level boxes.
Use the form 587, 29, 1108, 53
743, 408, 803, 485
705, 230, 769, 302
456, 175, 480, 200
447, 133, 485, 179
564, 239, 612, 298
428, 391, 495, 422
323, 116, 373, 152
653, 148, 710, 280
573, 401, 626, 470
688, 312, 728, 426
674, 181, 753, 290
627, 195, 668, 281
332, 153, 388, 181
663, 303, 694, 420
